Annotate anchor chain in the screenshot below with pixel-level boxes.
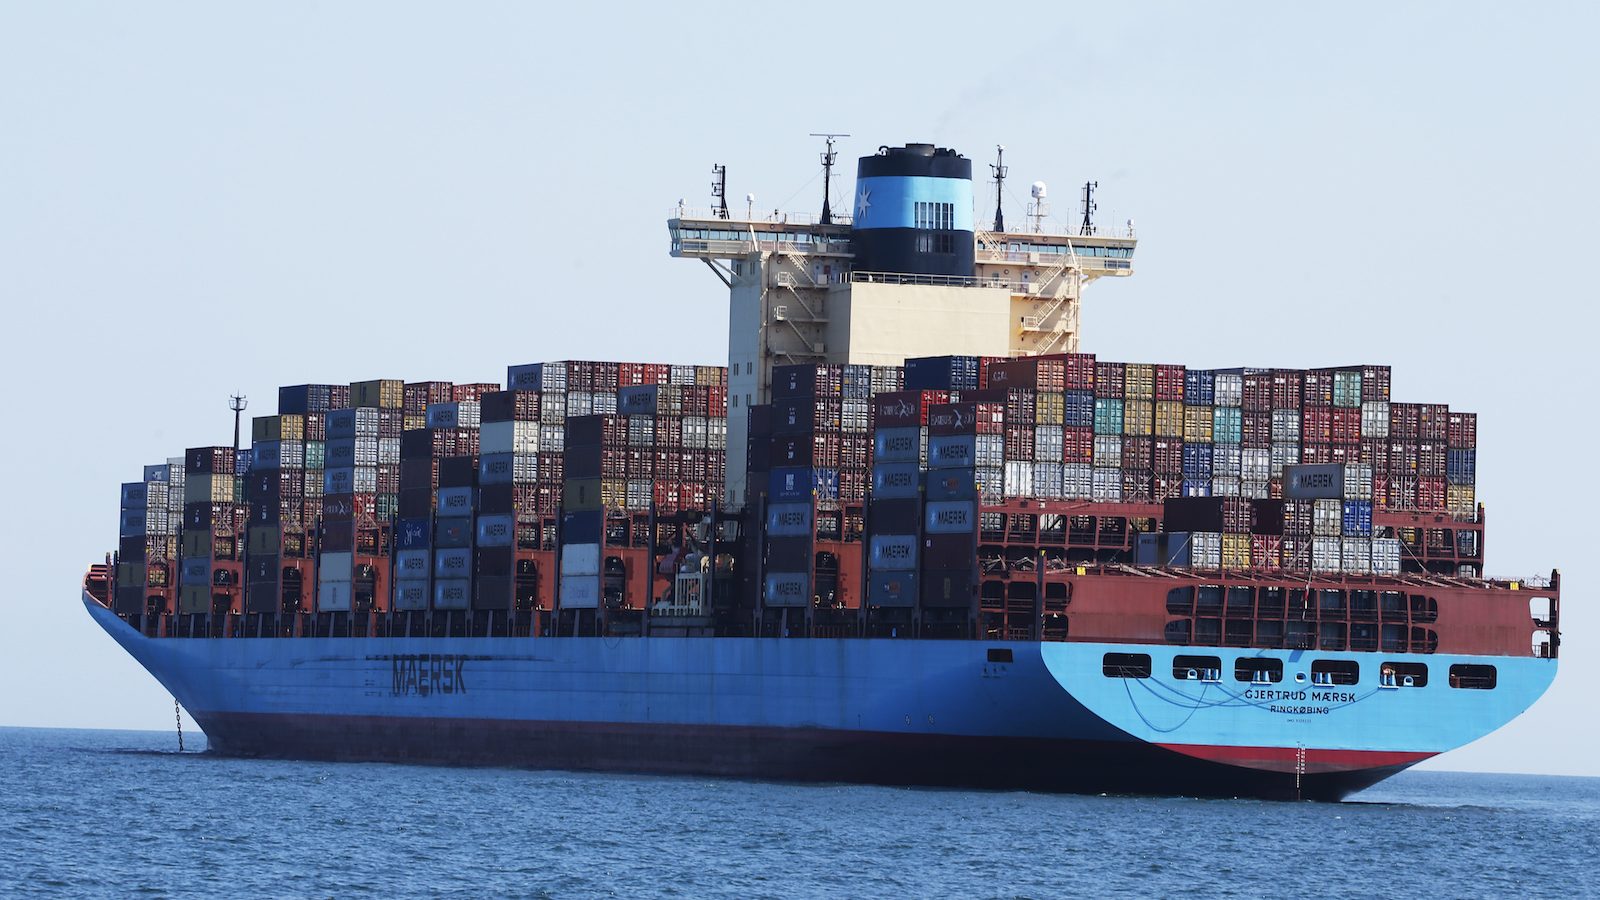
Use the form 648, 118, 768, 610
175, 699, 184, 753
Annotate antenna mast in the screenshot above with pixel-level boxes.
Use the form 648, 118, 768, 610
1079, 180, 1099, 236
810, 133, 849, 225
990, 145, 1007, 232
711, 164, 729, 219
230, 394, 248, 453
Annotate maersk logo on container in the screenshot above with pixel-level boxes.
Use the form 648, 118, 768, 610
396, 550, 430, 576
765, 503, 813, 538
477, 515, 514, 547
869, 534, 918, 570
873, 428, 921, 463
763, 572, 809, 607
925, 500, 976, 533
434, 548, 471, 577
874, 397, 917, 425
437, 487, 475, 514
927, 435, 975, 468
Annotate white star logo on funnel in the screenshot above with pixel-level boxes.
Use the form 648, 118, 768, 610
854, 188, 871, 224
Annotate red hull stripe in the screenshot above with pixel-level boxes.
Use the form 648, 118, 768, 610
1156, 742, 1435, 775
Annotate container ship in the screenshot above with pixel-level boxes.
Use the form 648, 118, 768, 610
83, 141, 1561, 801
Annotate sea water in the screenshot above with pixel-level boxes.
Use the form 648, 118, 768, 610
2, 727, 1594, 897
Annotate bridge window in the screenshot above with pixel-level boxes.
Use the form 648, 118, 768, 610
1103, 652, 1152, 678
1310, 659, 1359, 686
1449, 664, 1497, 690
1173, 655, 1222, 681
1380, 662, 1428, 687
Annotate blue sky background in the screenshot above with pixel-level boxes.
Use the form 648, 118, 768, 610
1, 2, 1593, 775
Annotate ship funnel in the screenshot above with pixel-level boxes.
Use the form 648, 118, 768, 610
850, 143, 974, 278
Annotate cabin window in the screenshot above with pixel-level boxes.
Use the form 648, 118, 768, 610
1103, 653, 1152, 678
1311, 659, 1359, 686
1381, 662, 1428, 687
1449, 664, 1497, 690
1235, 657, 1284, 684
1173, 655, 1222, 681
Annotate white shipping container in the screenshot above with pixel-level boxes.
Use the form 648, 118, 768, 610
1342, 463, 1374, 500
975, 433, 1005, 467
480, 421, 541, 455
1003, 461, 1034, 497
1270, 443, 1301, 477
975, 466, 1004, 502
1034, 462, 1065, 498
1241, 447, 1271, 482
1240, 480, 1269, 499
1271, 409, 1302, 443
1212, 445, 1242, 479
670, 364, 696, 386
318, 579, 353, 612
561, 542, 601, 577
592, 392, 618, 415
1034, 425, 1064, 461
319, 551, 353, 584
842, 398, 870, 433
1211, 477, 1241, 497
1313, 499, 1343, 536
625, 480, 651, 510
539, 423, 565, 451
1361, 401, 1390, 439
1311, 537, 1343, 574
683, 417, 709, 449
1063, 463, 1094, 499
542, 362, 568, 391
1093, 434, 1122, 468
539, 393, 567, 424
708, 417, 728, 450
1342, 538, 1372, 575
567, 391, 594, 417
558, 574, 600, 608
1091, 468, 1122, 501
1372, 537, 1402, 575
1213, 373, 1243, 408
1191, 532, 1222, 570
627, 416, 655, 447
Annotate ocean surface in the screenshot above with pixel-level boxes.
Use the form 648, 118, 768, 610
2, 727, 1595, 898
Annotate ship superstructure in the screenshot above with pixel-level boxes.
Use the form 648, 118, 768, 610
83, 139, 1559, 801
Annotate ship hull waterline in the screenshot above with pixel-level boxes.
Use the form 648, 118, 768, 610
86, 595, 1551, 802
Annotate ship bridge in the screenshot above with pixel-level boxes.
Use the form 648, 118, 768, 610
668, 144, 1137, 509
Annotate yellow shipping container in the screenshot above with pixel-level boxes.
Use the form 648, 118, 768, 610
1447, 485, 1476, 517
1221, 533, 1252, 571
1123, 400, 1154, 436
1036, 392, 1065, 426
1184, 406, 1215, 443
252, 414, 305, 443
1124, 364, 1155, 399
350, 378, 404, 409
1155, 401, 1184, 438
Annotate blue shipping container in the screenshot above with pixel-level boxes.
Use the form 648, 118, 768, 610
1064, 390, 1096, 428
395, 518, 432, 550
1181, 479, 1212, 498
1184, 370, 1216, 406
904, 356, 980, 391
1447, 449, 1477, 486
1182, 444, 1214, 480
1342, 500, 1374, 536
769, 467, 839, 502
1212, 407, 1243, 444
560, 509, 603, 543
1093, 398, 1124, 435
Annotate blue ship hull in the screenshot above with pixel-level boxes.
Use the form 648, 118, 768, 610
85, 596, 1555, 801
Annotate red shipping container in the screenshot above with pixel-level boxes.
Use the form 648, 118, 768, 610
1252, 535, 1283, 572
1418, 477, 1446, 510
1004, 424, 1034, 460
1153, 474, 1182, 502
1329, 444, 1357, 465
1302, 406, 1332, 444
1302, 444, 1332, 464
1448, 412, 1477, 449
1064, 427, 1094, 462
1271, 371, 1303, 409
1419, 404, 1450, 442
1154, 439, 1183, 475
1242, 373, 1273, 412
1389, 403, 1420, 440
452, 382, 500, 402
1361, 365, 1392, 402
927, 401, 1004, 436
1122, 436, 1153, 472
1095, 362, 1126, 399
1242, 410, 1273, 447
1360, 439, 1390, 473
1418, 442, 1446, 478
1302, 371, 1334, 408
1331, 407, 1361, 444
1155, 364, 1186, 401
987, 357, 1065, 392
1372, 475, 1390, 508
1122, 469, 1153, 502
1061, 353, 1097, 391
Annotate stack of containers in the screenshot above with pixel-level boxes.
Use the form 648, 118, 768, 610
1092, 360, 1125, 502
769, 364, 844, 512
1121, 363, 1156, 502
472, 389, 538, 612
403, 382, 454, 432
245, 413, 310, 615
179, 446, 240, 616
865, 391, 927, 611
987, 356, 1066, 500
560, 414, 626, 611
1210, 370, 1243, 497
431, 456, 478, 612
319, 379, 403, 612
1240, 369, 1273, 499
1446, 412, 1478, 519
1180, 367, 1212, 499
115, 466, 176, 616
1269, 369, 1303, 492
1283, 463, 1384, 575
277, 384, 340, 530
1062, 354, 1096, 500
904, 355, 980, 392
920, 400, 998, 616
394, 395, 475, 614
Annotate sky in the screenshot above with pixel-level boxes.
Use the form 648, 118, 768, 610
0, 2, 1594, 776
